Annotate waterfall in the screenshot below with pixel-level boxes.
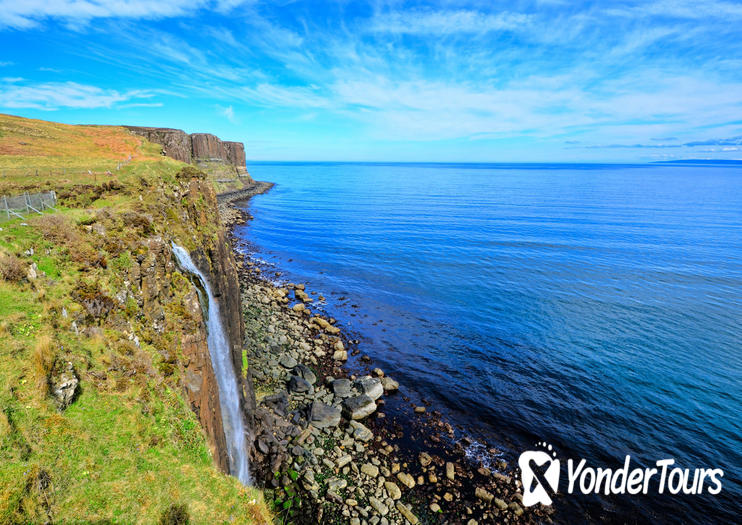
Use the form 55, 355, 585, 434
172, 244, 251, 485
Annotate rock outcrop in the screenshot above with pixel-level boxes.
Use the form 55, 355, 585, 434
125, 126, 247, 173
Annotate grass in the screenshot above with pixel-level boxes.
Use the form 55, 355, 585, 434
0, 114, 272, 524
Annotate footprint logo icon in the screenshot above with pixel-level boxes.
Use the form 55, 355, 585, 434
519, 442, 560, 507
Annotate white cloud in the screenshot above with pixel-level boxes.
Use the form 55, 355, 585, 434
0, 80, 153, 110
0, 0, 255, 29
606, 0, 742, 20
369, 9, 532, 35
219, 104, 236, 123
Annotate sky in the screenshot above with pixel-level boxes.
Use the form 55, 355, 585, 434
0, 0, 741, 162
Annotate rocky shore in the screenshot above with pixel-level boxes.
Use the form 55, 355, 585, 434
222, 191, 553, 525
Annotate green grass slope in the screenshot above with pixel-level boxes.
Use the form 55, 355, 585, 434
0, 114, 271, 524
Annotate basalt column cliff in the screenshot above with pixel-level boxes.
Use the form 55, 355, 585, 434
125, 126, 248, 175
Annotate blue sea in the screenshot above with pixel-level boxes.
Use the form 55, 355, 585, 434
235, 162, 742, 523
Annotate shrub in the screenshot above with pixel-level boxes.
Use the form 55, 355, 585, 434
71, 280, 117, 321
159, 503, 190, 525
32, 214, 77, 244
0, 253, 26, 282
175, 166, 206, 180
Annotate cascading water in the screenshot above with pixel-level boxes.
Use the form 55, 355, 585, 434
171, 244, 251, 485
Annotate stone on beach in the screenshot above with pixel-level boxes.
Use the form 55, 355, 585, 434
331, 378, 353, 397
342, 394, 377, 420
349, 420, 373, 442
354, 376, 384, 400
384, 481, 402, 500
288, 375, 313, 394
309, 400, 341, 428
395, 502, 419, 524
295, 288, 312, 302
381, 377, 399, 392
369, 496, 389, 516
446, 462, 455, 481
278, 354, 297, 369
396, 472, 415, 489
292, 363, 316, 384
475, 487, 494, 503
419, 451, 433, 467
311, 316, 341, 334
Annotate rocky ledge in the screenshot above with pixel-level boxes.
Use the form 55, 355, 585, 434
225, 203, 553, 525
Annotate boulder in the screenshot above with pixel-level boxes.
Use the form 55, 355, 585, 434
261, 391, 288, 417
50, 361, 78, 410
309, 401, 341, 428
288, 375, 313, 394
331, 378, 352, 397
279, 354, 297, 369
342, 394, 377, 420
354, 376, 383, 400
292, 363, 316, 385
349, 420, 373, 442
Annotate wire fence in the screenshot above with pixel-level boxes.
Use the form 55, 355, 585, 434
1, 191, 57, 222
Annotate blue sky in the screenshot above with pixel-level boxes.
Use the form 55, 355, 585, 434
1, 1, 741, 162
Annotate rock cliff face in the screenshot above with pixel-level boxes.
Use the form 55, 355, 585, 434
125, 126, 247, 172
125, 171, 254, 475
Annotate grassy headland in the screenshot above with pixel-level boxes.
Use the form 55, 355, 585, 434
0, 114, 271, 524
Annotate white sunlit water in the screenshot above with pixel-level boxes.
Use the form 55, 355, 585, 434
171, 244, 251, 485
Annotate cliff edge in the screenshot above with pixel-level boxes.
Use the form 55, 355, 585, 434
125, 126, 248, 174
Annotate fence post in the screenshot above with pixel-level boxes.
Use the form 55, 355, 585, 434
3, 195, 8, 220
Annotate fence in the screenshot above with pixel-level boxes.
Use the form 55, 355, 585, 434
1, 191, 57, 222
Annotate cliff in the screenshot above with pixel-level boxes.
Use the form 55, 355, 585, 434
0, 114, 269, 524
125, 126, 248, 173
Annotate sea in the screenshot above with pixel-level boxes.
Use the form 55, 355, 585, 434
233, 162, 741, 524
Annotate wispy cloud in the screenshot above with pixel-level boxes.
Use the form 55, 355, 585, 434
0, 80, 153, 110
0, 0, 255, 29
369, 9, 531, 35
0, 1, 741, 160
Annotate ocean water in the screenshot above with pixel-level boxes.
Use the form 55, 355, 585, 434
235, 162, 742, 523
